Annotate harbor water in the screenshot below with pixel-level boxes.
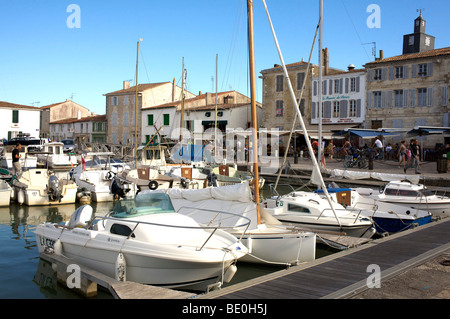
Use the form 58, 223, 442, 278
0, 189, 338, 299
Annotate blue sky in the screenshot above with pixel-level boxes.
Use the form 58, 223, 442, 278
0, 0, 448, 115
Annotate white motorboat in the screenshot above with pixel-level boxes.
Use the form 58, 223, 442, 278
0, 179, 12, 206
34, 192, 248, 291
11, 169, 77, 206
37, 142, 77, 169
153, 182, 317, 266
1, 144, 37, 170
72, 153, 138, 202
315, 186, 433, 234
356, 180, 450, 218
262, 185, 375, 238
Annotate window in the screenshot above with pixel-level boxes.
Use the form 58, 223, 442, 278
409, 35, 414, 45
12, 110, 19, 123
349, 100, 357, 117
276, 100, 283, 117
147, 114, 153, 126
374, 69, 382, 80
123, 112, 129, 126
333, 101, 340, 118
418, 63, 428, 77
350, 78, 356, 92
394, 90, 404, 107
287, 204, 311, 214
111, 96, 119, 106
297, 73, 305, 90
395, 67, 404, 79
110, 224, 135, 238
276, 75, 283, 92
163, 114, 170, 125
373, 91, 382, 108
417, 88, 427, 106
334, 79, 340, 94
297, 99, 305, 116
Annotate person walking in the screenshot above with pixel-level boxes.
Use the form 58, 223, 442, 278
12, 143, 22, 177
404, 139, 421, 174
373, 136, 384, 160
398, 141, 407, 169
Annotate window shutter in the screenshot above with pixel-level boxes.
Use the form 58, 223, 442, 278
427, 62, 433, 76
367, 92, 371, 109
403, 65, 409, 79
345, 78, 349, 93
442, 86, 448, 106
356, 76, 360, 92
329, 79, 332, 94
412, 64, 417, 78
381, 68, 387, 81
311, 102, 316, 119
324, 101, 332, 118
368, 69, 373, 82
313, 81, 317, 96
389, 67, 394, 80
427, 87, 433, 106
381, 91, 386, 108
403, 89, 409, 107
339, 79, 343, 94
411, 89, 416, 107
356, 99, 362, 117
387, 91, 392, 108
322, 80, 327, 95
340, 100, 348, 118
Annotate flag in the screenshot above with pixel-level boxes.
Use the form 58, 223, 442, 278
81, 155, 86, 170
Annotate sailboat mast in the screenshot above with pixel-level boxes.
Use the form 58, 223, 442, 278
318, 0, 323, 169
134, 40, 140, 168
214, 54, 218, 158
247, 0, 261, 224
180, 57, 185, 142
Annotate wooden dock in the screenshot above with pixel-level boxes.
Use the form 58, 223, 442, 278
199, 217, 450, 299
39, 252, 195, 299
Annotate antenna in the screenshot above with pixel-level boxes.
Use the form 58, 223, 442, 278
31, 101, 40, 107
362, 42, 377, 60
417, 8, 425, 16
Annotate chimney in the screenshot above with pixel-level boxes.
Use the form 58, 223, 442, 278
123, 81, 130, 89
322, 48, 329, 75
379, 50, 383, 60
172, 78, 176, 101
347, 64, 355, 71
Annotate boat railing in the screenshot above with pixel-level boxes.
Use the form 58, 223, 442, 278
268, 183, 296, 198
89, 208, 251, 250
316, 207, 364, 225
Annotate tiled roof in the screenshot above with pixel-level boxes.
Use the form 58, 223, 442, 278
364, 47, 450, 66
104, 82, 171, 95
50, 114, 106, 124
0, 101, 40, 110
261, 61, 311, 72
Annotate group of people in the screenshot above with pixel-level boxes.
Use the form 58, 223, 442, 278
397, 139, 421, 174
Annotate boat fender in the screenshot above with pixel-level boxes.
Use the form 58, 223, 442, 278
246, 237, 253, 254
223, 264, 237, 283
10, 188, 15, 199
115, 253, 126, 282
54, 239, 63, 256
17, 190, 25, 205
148, 180, 158, 190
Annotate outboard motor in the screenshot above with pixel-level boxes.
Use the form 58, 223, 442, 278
47, 175, 63, 202
110, 175, 129, 199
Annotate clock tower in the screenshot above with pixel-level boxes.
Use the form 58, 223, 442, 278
402, 12, 435, 54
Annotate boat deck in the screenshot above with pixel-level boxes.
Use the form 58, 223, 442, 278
200, 217, 450, 299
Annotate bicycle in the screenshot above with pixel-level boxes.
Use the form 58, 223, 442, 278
344, 149, 369, 169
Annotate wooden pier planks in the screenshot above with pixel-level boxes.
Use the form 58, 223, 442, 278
202, 218, 450, 299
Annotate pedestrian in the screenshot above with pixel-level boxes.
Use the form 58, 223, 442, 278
12, 143, 22, 177
343, 138, 351, 156
398, 141, 407, 169
404, 139, 421, 174
385, 143, 392, 160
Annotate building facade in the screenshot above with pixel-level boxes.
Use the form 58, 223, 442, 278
40, 99, 92, 138
104, 80, 196, 145
311, 67, 366, 127
364, 14, 450, 148
49, 115, 107, 144
0, 101, 41, 140
141, 91, 261, 145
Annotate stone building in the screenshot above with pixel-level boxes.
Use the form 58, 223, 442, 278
260, 49, 347, 149
40, 99, 92, 138
104, 80, 195, 145
364, 14, 450, 148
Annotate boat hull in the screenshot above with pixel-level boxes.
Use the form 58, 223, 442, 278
34, 223, 244, 292
371, 215, 432, 234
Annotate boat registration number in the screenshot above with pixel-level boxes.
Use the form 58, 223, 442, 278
38, 236, 55, 249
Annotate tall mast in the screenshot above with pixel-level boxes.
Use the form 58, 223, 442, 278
134, 39, 141, 168
179, 57, 185, 142
318, 0, 323, 170
247, 0, 261, 224
214, 54, 218, 158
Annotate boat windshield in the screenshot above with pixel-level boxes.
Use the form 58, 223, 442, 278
110, 192, 175, 218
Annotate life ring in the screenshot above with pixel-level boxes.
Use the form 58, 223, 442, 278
148, 180, 158, 190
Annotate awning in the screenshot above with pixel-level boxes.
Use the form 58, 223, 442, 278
406, 126, 450, 137
333, 129, 401, 139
